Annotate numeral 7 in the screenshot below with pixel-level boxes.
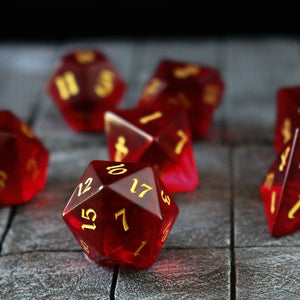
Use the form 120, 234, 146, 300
115, 208, 129, 231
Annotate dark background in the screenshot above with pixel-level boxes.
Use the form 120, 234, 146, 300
1, 1, 299, 41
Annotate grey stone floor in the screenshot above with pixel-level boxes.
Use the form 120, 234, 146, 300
1, 38, 300, 299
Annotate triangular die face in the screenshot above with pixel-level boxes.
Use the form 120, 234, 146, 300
273, 129, 300, 236
105, 111, 153, 162
63, 162, 103, 216
109, 166, 162, 219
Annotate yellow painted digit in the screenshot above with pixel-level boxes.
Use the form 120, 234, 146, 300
175, 130, 188, 155
203, 84, 219, 105
134, 241, 147, 256
77, 178, 93, 196
0, 170, 8, 191
279, 146, 291, 171
106, 164, 127, 175
271, 191, 276, 214
21, 123, 35, 138
173, 65, 200, 79
281, 118, 291, 144
288, 196, 300, 219
115, 208, 129, 231
161, 220, 172, 242
55, 71, 79, 100
161, 190, 170, 206
94, 70, 114, 98
81, 208, 97, 230
130, 178, 153, 198
263, 173, 275, 189
80, 240, 90, 253
114, 136, 128, 162
27, 159, 40, 180
142, 78, 162, 99
139, 111, 163, 124
74, 51, 96, 64
168, 92, 191, 109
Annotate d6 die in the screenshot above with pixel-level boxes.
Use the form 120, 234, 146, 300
104, 107, 198, 192
0, 111, 49, 206
137, 59, 225, 139
62, 160, 179, 269
47, 50, 126, 131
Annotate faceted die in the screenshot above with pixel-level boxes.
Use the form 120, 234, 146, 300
274, 86, 300, 153
62, 160, 179, 269
260, 128, 300, 237
0, 111, 49, 206
104, 107, 198, 193
47, 50, 126, 131
137, 59, 225, 139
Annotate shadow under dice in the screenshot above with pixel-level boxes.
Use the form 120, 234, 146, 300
137, 59, 225, 139
47, 50, 126, 132
0, 111, 49, 206
62, 160, 179, 269
260, 128, 300, 237
274, 86, 300, 153
104, 107, 198, 193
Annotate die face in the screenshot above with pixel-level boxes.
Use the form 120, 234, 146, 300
62, 160, 178, 269
274, 87, 300, 153
0, 111, 49, 206
47, 50, 126, 132
104, 108, 198, 192
138, 59, 225, 139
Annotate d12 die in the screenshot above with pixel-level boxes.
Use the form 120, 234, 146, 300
104, 107, 198, 193
62, 160, 179, 269
0, 111, 49, 206
274, 86, 300, 153
137, 59, 225, 139
260, 128, 300, 237
47, 50, 126, 132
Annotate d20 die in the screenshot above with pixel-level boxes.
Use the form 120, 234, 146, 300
104, 107, 198, 193
274, 86, 300, 153
62, 160, 179, 269
0, 110, 49, 206
260, 128, 300, 237
47, 50, 126, 132
137, 59, 225, 139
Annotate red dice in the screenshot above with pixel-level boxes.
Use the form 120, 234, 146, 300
260, 128, 300, 237
0, 111, 49, 206
104, 107, 198, 193
47, 50, 126, 132
274, 86, 300, 153
62, 160, 179, 269
137, 59, 225, 139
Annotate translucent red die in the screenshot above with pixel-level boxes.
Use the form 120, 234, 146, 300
137, 59, 225, 139
274, 86, 300, 153
0, 111, 49, 206
104, 107, 198, 193
62, 160, 179, 269
260, 128, 300, 237
47, 50, 126, 132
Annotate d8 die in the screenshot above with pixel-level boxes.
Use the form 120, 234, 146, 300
137, 59, 225, 139
274, 86, 300, 153
104, 107, 198, 193
260, 128, 300, 237
0, 111, 49, 206
47, 50, 126, 131
62, 160, 179, 269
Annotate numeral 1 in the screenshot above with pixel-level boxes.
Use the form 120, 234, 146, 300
115, 208, 129, 231
175, 130, 188, 154
55, 71, 79, 100
139, 111, 163, 124
130, 178, 153, 198
279, 146, 291, 171
134, 241, 147, 256
81, 208, 97, 230
78, 178, 93, 196
94, 70, 114, 98
271, 191, 276, 214
106, 164, 128, 175
0, 170, 7, 191
288, 196, 300, 219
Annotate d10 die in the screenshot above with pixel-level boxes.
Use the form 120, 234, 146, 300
260, 128, 300, 237
274, 86, 300, 153
0, 111, 49, 206
137, 59, 225, 139
104, 107, 198, 193
47, 50, 126, 132
62, 160, 179, 269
